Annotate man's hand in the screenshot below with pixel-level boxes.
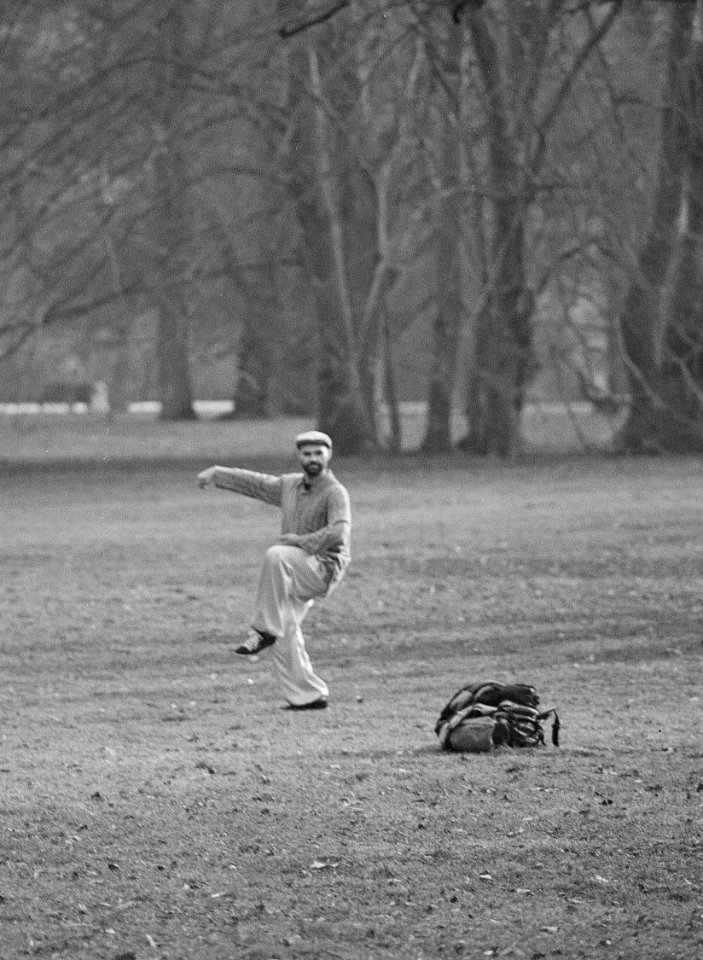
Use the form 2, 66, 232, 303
279, 533, 303, 547
197, 466, 218, 488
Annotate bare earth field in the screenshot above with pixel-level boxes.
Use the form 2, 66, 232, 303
1, 415, 702, 960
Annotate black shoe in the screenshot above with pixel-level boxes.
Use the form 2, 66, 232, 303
234, 630, 277, 656
283, 698, 328, 711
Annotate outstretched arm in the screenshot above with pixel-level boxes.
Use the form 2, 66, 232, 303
197, 466, 282, 506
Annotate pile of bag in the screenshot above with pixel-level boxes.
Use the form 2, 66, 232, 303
435, 681, 560, 753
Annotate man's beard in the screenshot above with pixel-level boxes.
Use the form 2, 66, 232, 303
303, 462, 322, 477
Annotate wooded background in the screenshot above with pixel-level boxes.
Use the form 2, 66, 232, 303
2, 0, 702, 455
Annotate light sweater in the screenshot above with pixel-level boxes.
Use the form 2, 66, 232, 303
212, 467, 351, 587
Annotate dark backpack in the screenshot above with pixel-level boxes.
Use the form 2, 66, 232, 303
435, 681, 560, 753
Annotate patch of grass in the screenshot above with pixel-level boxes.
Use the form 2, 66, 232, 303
1, 447, 702, 960
0, 401, 621, 468
0, 412, 314, 470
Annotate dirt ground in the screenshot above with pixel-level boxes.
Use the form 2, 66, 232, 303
1, 447, 702, 960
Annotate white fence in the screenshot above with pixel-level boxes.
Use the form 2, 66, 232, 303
0, 400, 599, 418
0, 400, 236, 417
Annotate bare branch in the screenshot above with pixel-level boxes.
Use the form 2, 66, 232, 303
279, 1, 350, 39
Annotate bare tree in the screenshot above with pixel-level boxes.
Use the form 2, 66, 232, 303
659, 26, 703, 450
275, 1, 636, 457
5, 0, 694, 455
0, 1, 264, 417
456, 0, 624, 456
617, 0, 703, 451
150, 0, 196, 419
421, 17, 465, 453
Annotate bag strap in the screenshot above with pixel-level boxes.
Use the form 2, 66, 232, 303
537, 708, 560, 746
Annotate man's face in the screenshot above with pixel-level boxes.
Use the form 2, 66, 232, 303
298, 443, 331, 478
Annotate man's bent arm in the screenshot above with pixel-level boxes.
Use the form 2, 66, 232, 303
281, 485, 351, 554
207, 466, 282, 506
285, 518, 350, 555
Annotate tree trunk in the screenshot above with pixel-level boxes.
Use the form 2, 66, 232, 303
108, 315, 132, 415
281, 21, 378, 453
460, 11, 530, 458
156, 295, 195, 420
153, 0, 195, 421
465, 264, 528, 458
232, 323, 274, 418
287, 143, 373, 451
422, 227, 463, 452
616, 1, 695, 451
339, 158, 383, 446
382, 309, 402, 453
658, 25, 703, 451
422, 20, 464, 454
232, 255, 282, 418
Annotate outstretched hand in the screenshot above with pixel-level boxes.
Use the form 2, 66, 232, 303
197, 466, 218, 488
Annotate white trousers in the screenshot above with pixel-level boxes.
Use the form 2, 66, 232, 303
251, 545, 330, 706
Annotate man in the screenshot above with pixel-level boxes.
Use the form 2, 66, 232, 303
196, 430, 351, 711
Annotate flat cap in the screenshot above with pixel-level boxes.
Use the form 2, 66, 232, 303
295, 430, 332, 450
